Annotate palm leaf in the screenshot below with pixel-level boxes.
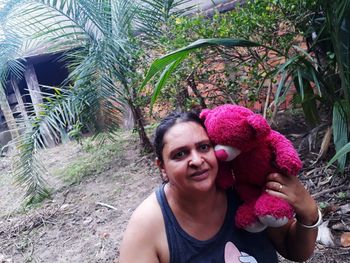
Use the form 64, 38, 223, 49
136, 0, 194, 39
150, 54, 187, 111
327, 142, 350, 169
2, 0, 194, 203
1, 0, 131, 204
296, 67, 305, 101
140, 38, 262, 94
331, 100, 350, 172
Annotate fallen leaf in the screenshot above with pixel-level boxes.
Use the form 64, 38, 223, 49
83, 217, 93, 226
340, 232, 350, 247
323, 203, 339, 216
100, 232, 110, 239
332, 222, 350, 231
340, 204, 350, 214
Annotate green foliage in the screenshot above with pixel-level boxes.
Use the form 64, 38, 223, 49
167, 1, 298, 44
0, 0, 193, 204
150, 0, 311, 111
330, 101, 350, 171
140, 38, 262, 109
59, 140, 124, 185
12, 85, 95, 204
68, 122, 83, 144
136, 0, 193, 40
141, 0, 350, 172
337, 191, 348, 199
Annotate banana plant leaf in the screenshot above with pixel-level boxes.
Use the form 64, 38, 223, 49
139, 38, 265, 108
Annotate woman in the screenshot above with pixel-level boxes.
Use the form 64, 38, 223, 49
119, 111, 319, 263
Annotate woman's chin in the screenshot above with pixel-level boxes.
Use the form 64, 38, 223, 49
190, 176, 215, 191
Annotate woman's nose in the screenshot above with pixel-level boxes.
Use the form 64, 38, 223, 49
189, 151, 203, 166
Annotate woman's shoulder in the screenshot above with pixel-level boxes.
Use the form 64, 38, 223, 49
129, 191, 163, 227
119, 190, 167, 263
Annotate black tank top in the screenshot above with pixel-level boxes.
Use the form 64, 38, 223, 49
156, 185, 278, 263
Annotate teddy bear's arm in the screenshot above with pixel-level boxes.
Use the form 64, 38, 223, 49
269, 131, 302, 176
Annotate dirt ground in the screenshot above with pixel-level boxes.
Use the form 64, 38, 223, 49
0, 112, 350, 263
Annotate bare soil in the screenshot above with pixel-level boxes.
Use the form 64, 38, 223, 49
0, 135, 159, 263
0, 111, 349, 263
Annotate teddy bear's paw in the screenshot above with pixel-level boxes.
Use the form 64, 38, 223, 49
258, 215, 289, 228
244, 221, 267, 233
255, 193, 294, 220
235, 204, 266, 232
275, 157, 302, 176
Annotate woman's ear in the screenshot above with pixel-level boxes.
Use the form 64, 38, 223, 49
156, 157, 163, 169
156, 158, 168, 182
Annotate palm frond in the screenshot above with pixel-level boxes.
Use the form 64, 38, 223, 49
331, 100, 350, 172
13, 81, 122, 204
2, 0, 191, 203
327, 142, 350, 169
136, 0, 194, 40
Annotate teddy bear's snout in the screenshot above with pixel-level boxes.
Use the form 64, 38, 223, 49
214, 145, 241, 161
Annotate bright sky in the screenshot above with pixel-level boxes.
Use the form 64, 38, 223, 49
0, 0, 8, 40
0, 0, 7, 10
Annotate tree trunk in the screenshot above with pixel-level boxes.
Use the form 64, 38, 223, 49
11, 76, 29, 122
24, 63, 56, 147
122, 104, 134, 130
0, 85, 19, 140
128, 100, 153, 154
187, 72, 207, 109
175, 85, 190, 112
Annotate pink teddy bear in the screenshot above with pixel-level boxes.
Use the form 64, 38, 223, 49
200, 104, 302, 232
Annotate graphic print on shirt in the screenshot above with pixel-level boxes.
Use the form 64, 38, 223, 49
224, 242, 258, 263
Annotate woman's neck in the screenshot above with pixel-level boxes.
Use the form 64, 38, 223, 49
164, 184, 227, 240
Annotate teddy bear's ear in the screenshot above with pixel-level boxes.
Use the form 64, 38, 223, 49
247, 114, 271, 138
199, 109, 210, 120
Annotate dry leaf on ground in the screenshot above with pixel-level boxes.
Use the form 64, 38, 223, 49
340, 232, 350, 247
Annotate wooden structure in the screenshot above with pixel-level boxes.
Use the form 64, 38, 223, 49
0, 51, 70, 148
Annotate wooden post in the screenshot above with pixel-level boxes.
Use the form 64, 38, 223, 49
24, 63, 56, 147
0, 84, 19, 140
11, 76, 29, 122
24, 63, 44, 116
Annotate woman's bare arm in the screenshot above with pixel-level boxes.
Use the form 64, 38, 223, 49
266, 173, 318, 261
119, 193, 164, 263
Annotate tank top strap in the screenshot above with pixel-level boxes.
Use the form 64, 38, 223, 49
155, 184, 178, 227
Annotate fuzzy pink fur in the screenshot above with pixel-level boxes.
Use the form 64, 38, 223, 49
200, 104, 302, 232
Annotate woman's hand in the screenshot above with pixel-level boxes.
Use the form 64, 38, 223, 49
266, 173, 319, 262
265, 173, 318, 225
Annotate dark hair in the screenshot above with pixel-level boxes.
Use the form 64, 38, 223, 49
154, 111, 206, 163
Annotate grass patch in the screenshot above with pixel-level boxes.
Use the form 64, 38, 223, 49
58, 136, 126, 185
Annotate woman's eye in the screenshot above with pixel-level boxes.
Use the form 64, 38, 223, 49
173, 151, 186, 159
199, 144, 211, 152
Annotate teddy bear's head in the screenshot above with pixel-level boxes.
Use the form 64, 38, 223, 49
200, 105, 271, 153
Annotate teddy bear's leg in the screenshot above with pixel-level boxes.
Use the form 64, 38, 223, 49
255, 193, 294, 228
235, 202, 267, 233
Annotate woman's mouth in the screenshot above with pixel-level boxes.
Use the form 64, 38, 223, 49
190, 169, 209, 179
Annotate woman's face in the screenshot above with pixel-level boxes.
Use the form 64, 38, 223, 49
157, 121, 218, 194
